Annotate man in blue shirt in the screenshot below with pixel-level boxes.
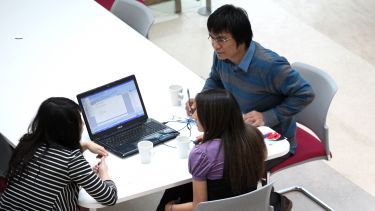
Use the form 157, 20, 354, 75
186, 4, 315, 169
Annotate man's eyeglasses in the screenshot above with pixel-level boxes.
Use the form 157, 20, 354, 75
208, 35, 232, 45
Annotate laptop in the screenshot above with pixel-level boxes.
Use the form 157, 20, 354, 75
77, 75, 179, 158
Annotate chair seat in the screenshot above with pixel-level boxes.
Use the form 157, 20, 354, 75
270, 126, 330, 173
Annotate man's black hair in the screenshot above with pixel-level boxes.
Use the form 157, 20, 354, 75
207, 4, 253, 48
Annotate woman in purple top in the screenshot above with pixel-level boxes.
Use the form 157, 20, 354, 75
157, 89, 266, 211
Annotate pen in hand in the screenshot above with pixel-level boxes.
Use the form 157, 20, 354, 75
186, 89, 197, 116
187, 88, 192, 112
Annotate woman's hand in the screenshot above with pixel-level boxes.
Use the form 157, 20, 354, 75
165, 201, 174, 211
195, 134, 203, 143
81, 140, 108, 157
93, 157, 111, 180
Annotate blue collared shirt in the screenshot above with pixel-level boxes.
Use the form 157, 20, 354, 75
203, 41, 315, 153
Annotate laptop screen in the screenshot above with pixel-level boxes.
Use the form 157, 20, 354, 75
79, 77, 146, 135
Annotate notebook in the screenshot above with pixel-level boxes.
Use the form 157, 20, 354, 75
77, 75, 179, 158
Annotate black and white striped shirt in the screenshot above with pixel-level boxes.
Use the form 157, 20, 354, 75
0, 145, 117, 210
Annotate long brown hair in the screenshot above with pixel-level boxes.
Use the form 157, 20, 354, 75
195, 89, 266, 194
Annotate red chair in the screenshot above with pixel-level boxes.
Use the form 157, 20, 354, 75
95, 0, 116, 10
270, 62, 338, 211
0, 177, 6, 193
0, 133, 13, 193
95, 0, 145, 11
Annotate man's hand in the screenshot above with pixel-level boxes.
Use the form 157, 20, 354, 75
243, 111, 265, 127
185, 98, 196, 116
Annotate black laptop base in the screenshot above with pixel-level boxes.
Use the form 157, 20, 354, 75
98, 127, 179, 158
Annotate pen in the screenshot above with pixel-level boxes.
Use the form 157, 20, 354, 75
187, 88, 192, 111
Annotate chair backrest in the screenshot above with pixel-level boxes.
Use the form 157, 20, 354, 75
0, 133, 13, 178
111, 0, 154, 38
292, 62, 338, 158
195, 183, 274, 211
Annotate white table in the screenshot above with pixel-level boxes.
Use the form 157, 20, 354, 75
0, 0, 203, 147
0, 0, 289, 209
78, 111, 289, 209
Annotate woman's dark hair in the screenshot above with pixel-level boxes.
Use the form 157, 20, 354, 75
207, 4, 253, 48
195, 89, 266, 194
7, 97, 82, 181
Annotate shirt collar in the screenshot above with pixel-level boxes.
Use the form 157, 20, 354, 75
237, 41, 255, 72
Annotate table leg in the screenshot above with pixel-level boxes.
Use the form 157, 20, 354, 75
175, 0, 181, 13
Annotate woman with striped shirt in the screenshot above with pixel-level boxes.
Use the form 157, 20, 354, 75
0, 97, 117, 210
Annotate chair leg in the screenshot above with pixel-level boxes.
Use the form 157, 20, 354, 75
277, 186, 335, 211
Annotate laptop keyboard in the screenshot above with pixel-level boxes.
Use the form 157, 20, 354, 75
105, 121, 167, 147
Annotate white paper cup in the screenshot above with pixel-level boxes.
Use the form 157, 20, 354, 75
137, 140, 153, 164
176, 136, 191, 159
169, 85, 184, 106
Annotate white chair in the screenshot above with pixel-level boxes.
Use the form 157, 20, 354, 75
269, 62, 338, 211
194, 183, 274, 211
111, 0, 154, 38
